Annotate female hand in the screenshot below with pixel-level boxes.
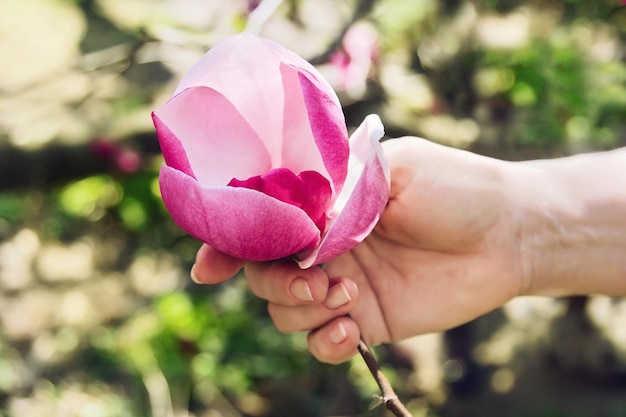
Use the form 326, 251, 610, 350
193, 137, 525, 363
192, 138, 626, 363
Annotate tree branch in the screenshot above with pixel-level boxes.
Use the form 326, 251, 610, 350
357, 338, 413, 417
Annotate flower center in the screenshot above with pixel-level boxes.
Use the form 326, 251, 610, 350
228, 168, 331, 234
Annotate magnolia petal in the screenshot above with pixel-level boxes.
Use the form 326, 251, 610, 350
228, 168, 331, 233
279, 64, 349, 194
261, 36, 341, 108
296, 72, 350, 194
297, 115, 390, 268
154, 86, 271, 187
176, 34, 340, 108
279, 63, 340, 190
160, 165, 321, 261
152, 112, 195, 178
173, 34, 343, 170
172, 34, 290, 166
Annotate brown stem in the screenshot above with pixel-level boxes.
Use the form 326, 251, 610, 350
357, 338, 413, 417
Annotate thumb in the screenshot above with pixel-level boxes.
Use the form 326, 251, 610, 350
191, 244, 245, 284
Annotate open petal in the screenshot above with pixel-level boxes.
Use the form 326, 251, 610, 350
154, 87, 271, 187
152, 112, 195, 178
296, 115, 390, 268
160, 165, 321, 261
295, 72, 350, 194
280, 64, 348, 193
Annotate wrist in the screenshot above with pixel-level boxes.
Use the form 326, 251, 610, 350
509, 162, 579, 296
512, 150, 626, 297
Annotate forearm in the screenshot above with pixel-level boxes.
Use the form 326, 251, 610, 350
513, 147, 626, 297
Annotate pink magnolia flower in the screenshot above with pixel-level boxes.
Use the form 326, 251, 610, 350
153, 33, 389, 268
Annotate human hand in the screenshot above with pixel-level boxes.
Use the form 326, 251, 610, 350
193, 139, 626, 363
192, 137, 526, 363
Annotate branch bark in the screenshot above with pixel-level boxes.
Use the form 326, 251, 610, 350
357, 338, 413, 417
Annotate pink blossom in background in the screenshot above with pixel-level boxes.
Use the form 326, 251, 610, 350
153, 34, 389, 267
91, 137, 141, 174
247, 0, 261, 12
329, 22, 379, 96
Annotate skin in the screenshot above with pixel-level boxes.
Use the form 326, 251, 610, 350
191, 137, 626, 364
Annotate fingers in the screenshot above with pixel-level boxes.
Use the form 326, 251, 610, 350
192, 252, 361, 364
307, 316, 360, 364
245, 260, 360, 364
244, 260, 330, 306
191, 244, 245, 284
268, 277, 357, 332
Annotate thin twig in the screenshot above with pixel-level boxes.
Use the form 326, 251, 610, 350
357, 338, 413, 417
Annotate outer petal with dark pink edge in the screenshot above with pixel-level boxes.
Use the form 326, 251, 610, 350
152, 113, 195, 178
160, 165, 321, 261
296, 115, 390, 268
293, 72, 349, 196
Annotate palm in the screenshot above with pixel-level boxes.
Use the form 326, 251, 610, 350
325, 141, 523, 344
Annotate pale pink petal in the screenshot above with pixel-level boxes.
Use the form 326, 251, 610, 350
174, 34, 287, 166
297, 115, 389, 268
160, 165, 321, 261
174, 34, 342, 170
152, 112, 195, 178
177, 34, 340, 107
154, 86, 271, 186
280, 63, 349, 192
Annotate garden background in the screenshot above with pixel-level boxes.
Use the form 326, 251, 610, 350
1, 0, 626, 416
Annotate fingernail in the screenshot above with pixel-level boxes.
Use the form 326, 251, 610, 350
290, 278, 314, 302
324, 283, 351, 309
329, 322, 348, 344
190, 264, 202, 284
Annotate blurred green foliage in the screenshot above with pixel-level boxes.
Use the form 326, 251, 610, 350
87, 285, 363, 416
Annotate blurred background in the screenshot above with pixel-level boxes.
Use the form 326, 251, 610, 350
1, 0, 625, 416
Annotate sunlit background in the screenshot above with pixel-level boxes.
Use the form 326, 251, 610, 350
1, 0, 625, 416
